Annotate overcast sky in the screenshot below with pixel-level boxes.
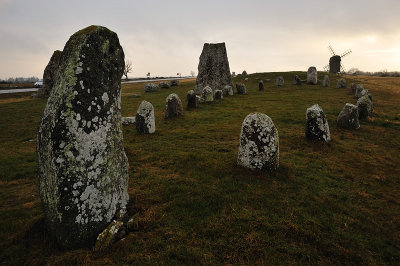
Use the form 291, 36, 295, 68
0, 0, 399, 79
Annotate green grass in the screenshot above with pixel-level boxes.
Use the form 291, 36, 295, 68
0, 72, 399, 264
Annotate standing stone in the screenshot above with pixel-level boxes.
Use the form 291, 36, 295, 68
135, 100, 155, 134
322, 75, 330, 87
293, 75, 301, 85
170, 80, 179, 86
237, 113, 279, 171
37, 50, 62, 98
307, 66, 318, 85
259, 80, 265, 90
337, 103, 360, 129
194, 43, 233, 94
200, 86, 214, 102
305, 104, 331, 142
329, 55, 341, 74
357, 94, 373, 119
37, 25, 128, 249
165, 93, 183, 118
236, 83, 246, 94
214, 90, 223, 100
144, 83, 159, 92
276, 76, 284, 86
336, 78, 347, 88
223, 85, 234, 96
187, 90, 197, 108
354, 84, 366, 98
159, 81, 170, 88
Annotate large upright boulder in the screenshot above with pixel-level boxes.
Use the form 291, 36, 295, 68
165, 93, 183, 118
337, 103, 360, 129
305, 104, 331, 142
37, 26, 129, 249
200, 86, 214, 102
237, 113, 279, 171
307, 66, 318, 84
194, 43, 233, 94
37, 50, 62, 98
337, 78, 347, 88
357, 94, 373, 119
136, 100, 155, 134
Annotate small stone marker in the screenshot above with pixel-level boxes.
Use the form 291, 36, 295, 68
357, 94, 373, 119
336, 78, 347, 88
276, 76, 284, 86
165, 93, 183, 118
337, 103, 360, 129
159, 81, 170, 88
187, 90, 197, 108
170, 80, 179, 86
259, 80, 265, 90
305, 104, 331, 142
293, 75, 301, 85
322, 75, 330, 87
37, 25, 129, 249
236, 83, 246, 94
237, 113, 279, 171
307, 66, 318, 84
214, 89, 223, 100
122, 117, 136, 125
37, 50, 62, 98
144, 83, 158, 92
223, 85, 234, 96
195, 43, 233, 93
135, 100, 155, 133
200, 86, 214, 102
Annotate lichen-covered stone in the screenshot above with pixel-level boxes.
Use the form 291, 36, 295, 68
237, 113, 279, 171
122, 117, 136, 125
37, 50, 62, 98
307, 66, 318, 85
200, 86, 214, 102
165, 93, 183, 118
159, 81, 170, 88
259, 80, 265, 90
293, 75, 301, 85
305, 104, 331, 142
94, 219, 124, 251
214, 89, 223, 100
322, 75, 330, 87
223, 85, 234, 96
336, 78, 347, 88
236, 83, 246, 94
37, 25, 129, 249
135, 100, 155, 134
187, 90, 197, 108
144, 83, 158, 93
194, 43, 233, 94
276, 76, 284, 86
357, 94, 373, 119
337, 103, 360, 129
354, 84, 366, 98
170, 80, 179, 86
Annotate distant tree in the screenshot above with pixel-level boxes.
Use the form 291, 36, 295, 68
242, 70, 247, 75
123, 60, 133, 80
190, 70, 195, 77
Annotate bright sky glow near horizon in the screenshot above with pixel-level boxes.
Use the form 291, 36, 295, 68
0, 0, 399, 79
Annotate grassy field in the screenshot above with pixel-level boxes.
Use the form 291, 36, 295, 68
0, 72, 399, 265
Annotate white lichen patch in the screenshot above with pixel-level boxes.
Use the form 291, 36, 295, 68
102, 92, 109, 104
75, 66, 83, 74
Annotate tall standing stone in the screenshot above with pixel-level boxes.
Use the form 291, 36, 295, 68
293, 75, 301, 85
305, 104, 331, 142
307, 66, 318, 85
237, 113, 279, 171
194, 43, 233, 94
357, 94, 373, 119
136, 100, 155, 134
337, 103, 360, 129
322, 75, 330, 87
37, 26, 128, 249
165, 93, 183, 118
187, 90, 197, 108
259, 80, 264, 90
37, 50, 62, 98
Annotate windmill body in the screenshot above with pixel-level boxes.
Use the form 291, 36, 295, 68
324, 45, 352, 74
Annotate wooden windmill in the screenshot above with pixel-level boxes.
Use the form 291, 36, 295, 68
323, 45, 352, 74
